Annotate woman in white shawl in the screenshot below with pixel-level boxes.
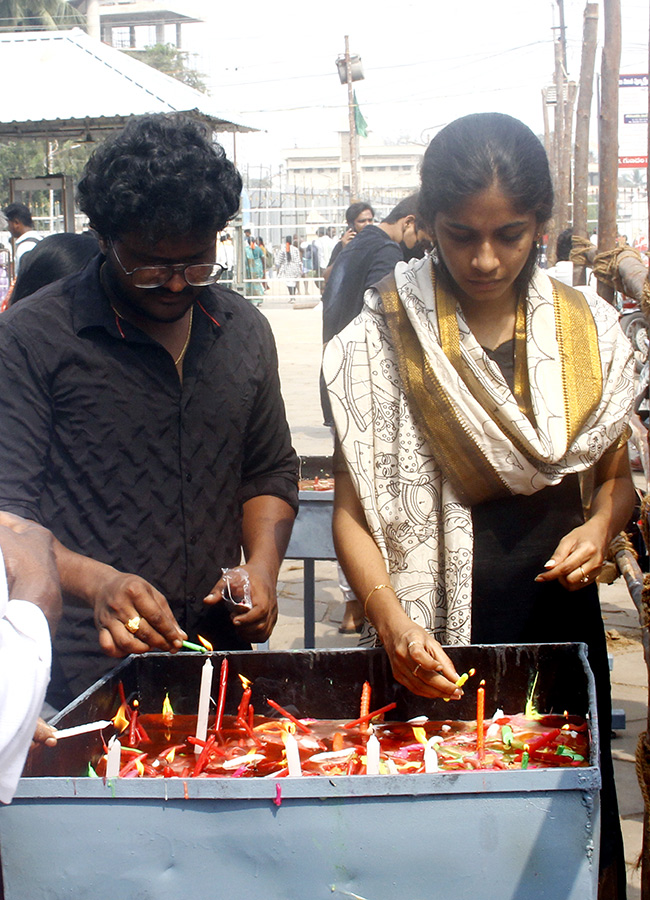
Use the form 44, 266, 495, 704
324, 113, 634, 897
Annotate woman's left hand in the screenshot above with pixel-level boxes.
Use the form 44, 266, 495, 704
534, 520, 606, 591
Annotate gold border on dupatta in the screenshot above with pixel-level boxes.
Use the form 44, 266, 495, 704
380, 278, 512, 506
551, 277, 602, 445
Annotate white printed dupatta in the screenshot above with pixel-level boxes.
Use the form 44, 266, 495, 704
323, 257, 634, 646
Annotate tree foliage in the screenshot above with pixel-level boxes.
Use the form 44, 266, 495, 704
0, 139, 94, 210
125, 43, 207, 93
0, 0, 85, 30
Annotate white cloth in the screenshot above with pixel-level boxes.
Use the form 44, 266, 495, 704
0, 551, 51, 803
324, 259, 635, 645
314, 234, 336, 270
14, 230, 43, 273
545, 259, 573, 286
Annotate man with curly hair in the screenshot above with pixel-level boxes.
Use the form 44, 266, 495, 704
0, 114, 299, 710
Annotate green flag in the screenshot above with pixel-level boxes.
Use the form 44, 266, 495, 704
353, 91, 368, 138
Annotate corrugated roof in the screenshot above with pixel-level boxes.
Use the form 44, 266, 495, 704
0, 29, 257, 140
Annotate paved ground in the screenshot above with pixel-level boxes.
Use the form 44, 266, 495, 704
259, 291, 648, 896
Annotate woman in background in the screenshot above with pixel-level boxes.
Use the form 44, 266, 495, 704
274, 235, 302, 301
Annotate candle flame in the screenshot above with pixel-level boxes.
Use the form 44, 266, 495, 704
112, 703, 129, 734
238, 674, 252, 690
198, 634, 213, 652
135, 758, 145, 777
165, 747, 176, 763
411, 726, 428, 746
162, 693, 174, 725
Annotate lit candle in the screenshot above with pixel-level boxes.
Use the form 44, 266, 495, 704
236, 674, 252, 723
521, 744, 530, 770
424, 737, 440, 773
476, 680, 485, 761
282, 730, 302, 776
195, 657, 214, 753
365, 733, 380, 775
214, 658, 228, 732
105, 735, 121, 778
162, 693, 174, 728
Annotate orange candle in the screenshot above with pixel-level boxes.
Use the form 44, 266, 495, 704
359, 681, 371, 734
214, 658, 228, 732
476, 680, 485, 761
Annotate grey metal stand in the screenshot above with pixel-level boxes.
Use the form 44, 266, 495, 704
284, 490, 336, 648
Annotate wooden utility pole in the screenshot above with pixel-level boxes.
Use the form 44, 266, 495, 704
597, 0, 621, 303
344, 35, 360, 202
547, 36, 566, 265
573, 2, 599, 284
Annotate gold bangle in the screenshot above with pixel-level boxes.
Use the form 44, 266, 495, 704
363, 583, 392, 618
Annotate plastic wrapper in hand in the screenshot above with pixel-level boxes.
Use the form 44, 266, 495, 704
221, 566, 252, 614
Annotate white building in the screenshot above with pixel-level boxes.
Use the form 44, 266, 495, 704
284, 134, 423, 197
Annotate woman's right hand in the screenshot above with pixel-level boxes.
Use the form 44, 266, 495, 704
380, 618, 462, 699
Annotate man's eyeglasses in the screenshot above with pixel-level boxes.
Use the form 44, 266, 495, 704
110, 241, 225, 289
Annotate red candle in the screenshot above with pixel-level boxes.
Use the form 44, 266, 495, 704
214, 658, 229, 731
344, 702, 397, 729
236, 675, 252, 723
128, 700, 140, 747
476, 680, 485, 761
266, 698, 312, 733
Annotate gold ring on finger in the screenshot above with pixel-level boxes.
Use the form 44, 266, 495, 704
579, 566, 589, 584
413, 663, 421, 678
125, 615, 141, 634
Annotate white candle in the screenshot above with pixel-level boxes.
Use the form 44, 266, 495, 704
195, 657, 214, 753
365, 734, 380, 775
424, 738, 440, 774
105, 735, 121, 778
282, 731, 302, 776
53, 720, 113, 740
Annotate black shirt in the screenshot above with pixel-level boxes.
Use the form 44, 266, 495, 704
0, 256, 299, 705
321, 225, 403, 343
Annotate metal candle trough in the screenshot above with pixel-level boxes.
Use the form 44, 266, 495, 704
2, 644, 600, 899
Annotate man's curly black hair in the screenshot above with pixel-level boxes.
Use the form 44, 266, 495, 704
77, 114, 242, 241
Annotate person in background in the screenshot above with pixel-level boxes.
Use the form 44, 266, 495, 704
0, 114, 298, 712
545, 227, 574, 286
9, 232, 99, 305
0, 512, 61, 804
325, 112, 634, 897
313, 226, 336, 281
245, 235, 265, 306
323, 202, 375, 284
274, 235, 302, 301
3, 203, 43, 276
321, 193, 421, 351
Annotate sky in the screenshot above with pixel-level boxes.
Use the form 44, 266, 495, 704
175, 0, 647, 168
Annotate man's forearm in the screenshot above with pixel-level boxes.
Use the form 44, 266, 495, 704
52, 538, 118, 609
241, 495, 296, 579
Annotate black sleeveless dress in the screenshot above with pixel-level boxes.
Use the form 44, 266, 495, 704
471, 339, 624, 889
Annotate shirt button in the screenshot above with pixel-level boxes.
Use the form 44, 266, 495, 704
190, 534, 198, 545
186, 472, 192, 483
188, 593, 196, 603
